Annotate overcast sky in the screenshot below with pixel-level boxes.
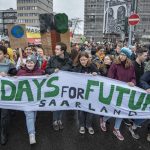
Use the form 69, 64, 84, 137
0, 0, 84, 19
0, 0, 84, 33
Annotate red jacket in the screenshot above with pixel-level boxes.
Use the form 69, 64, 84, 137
108, 63, 136, 84
41, 60, 47, 70
17, 65, 45, 76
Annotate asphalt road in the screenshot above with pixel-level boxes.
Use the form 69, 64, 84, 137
0, 111, 150, 150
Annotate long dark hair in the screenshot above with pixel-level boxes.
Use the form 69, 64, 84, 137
73, 51, 91, 67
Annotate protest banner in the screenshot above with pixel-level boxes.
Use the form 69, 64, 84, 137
0, 71, 149, 119
7, 24, 28, 49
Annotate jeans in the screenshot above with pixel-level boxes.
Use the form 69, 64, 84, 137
53, 111, 63, 122
24, 111, 37, 135
134, 119, 146, 126
78, 111, 93, 128
103, 117, 123, 129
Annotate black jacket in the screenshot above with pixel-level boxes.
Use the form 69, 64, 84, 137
72, 63, 98, 74
45, 54, 72, 74
140, 71, 150, 90
133, 61, 145, 87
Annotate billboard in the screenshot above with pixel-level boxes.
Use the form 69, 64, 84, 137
103, 0, 131, 34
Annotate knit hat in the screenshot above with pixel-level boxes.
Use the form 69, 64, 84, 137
120, 47, 132, 58
26, 55, 37, 64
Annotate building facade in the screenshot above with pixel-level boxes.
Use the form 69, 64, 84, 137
135, 0, 150, 43
0, 8, 17, 35
84, 0, 104, 42
17, 0, 53, 27
84, 0, 150, 43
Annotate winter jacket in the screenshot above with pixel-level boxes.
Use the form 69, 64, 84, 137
45, 54, 72, 74
72, 63, 98, 74
133, 61, 145, 87
99, 64, 111, 77
108, 63, 136, 84
140, 71, 150, 90
17, 64, 44, 76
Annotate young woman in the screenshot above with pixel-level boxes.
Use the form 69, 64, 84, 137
72, 51, 98, 135
100, 48, 136, 141
36, 47, 47, 70
99, 55, 114, 76
17, 55, 44, 144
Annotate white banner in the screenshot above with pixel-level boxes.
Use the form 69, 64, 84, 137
0, 71, 150, 119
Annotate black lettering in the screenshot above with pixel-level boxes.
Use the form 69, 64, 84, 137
114, 109, 121, 115
39, 100, 46, 107
128, 111, 137, 116
100, 106, 108, 113
77, 88, 84, 99
60, 100, 69, 106
89, 103, 95, 111
69, 87, 76, 99
75, 102, 81, 108
49, 99, 56, 106
61, 86, 69, 97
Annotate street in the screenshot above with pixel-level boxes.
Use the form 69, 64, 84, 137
0, 111, 149, 150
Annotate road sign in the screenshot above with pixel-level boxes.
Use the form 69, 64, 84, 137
128, 13, 140, 26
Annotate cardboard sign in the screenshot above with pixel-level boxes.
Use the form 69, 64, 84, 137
60, 30, 71, 53
7, 24, 28, 49
41, 32, 53, 56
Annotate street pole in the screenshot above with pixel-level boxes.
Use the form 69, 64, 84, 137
128, 0, 137, 46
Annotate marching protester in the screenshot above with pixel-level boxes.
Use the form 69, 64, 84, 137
17, 55, 45, 144
99, 55, 114, 76
111, 43, 123, 58
36, 47, 48, 70
140, 65, 150, 142
92, 45, 105, 66
45, 42, 72, 131
72, 51, 98, 135
0, 45, 17, 145
130, 45, 137, 61
3, 41, 15, 64
16, 46, 33, 69
127, 47, 148, 139
100, 47, 136, 141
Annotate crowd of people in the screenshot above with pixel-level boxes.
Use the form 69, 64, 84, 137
0, 39, 150, 145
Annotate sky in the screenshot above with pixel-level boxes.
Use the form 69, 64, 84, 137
0, 0, 84, 33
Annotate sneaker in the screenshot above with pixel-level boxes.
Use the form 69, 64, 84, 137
88, 127, 94, 135
147, 134, 150, 142
58, 120, 64, 130
132, 123, 141, 129
124, 119, 133, 126
53, 121, 59, 131
128, 126, 140, 140
100, 117, 107, 132
113, 129, 124, 141
79, 127, 85, 134
29, 134, 36, 145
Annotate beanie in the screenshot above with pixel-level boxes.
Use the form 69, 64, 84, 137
120, 47, 132, 58
26, 55, 37, 64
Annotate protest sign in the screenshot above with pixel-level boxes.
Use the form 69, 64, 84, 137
7, 24, 28, 49
0, 71, 149, 119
